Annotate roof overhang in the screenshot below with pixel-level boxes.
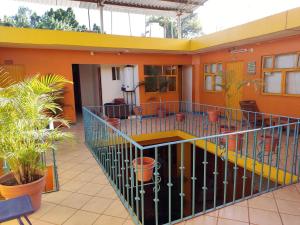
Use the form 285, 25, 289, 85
1, 7, 300, 54
12, 0, 208, 17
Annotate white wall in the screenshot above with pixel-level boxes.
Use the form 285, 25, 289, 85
79, 64, 101, 107
101, 65, 123, 104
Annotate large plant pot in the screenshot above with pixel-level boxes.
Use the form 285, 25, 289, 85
0, 172, 45, 211
0, 160, 3, 176
132, 157, 155, 182
176, 113, 185, 122
207, 110, 220, 122
261, 135, 279, 153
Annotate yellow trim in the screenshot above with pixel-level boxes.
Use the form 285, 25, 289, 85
1, 7, 300, 52
0, 26, 189, 52
131, 130, 298, 185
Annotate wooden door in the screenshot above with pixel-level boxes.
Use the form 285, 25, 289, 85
225, 62, 244, 120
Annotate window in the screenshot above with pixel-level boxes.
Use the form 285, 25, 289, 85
262, 52, 300, 95
204, 63, 223, 91
112, 67, 120, 80
144, 65, 177, 92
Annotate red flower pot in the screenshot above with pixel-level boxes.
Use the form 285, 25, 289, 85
207, 110, 220, 122
106, 118, 120, 129
132, 157, 155, 182
176, 113, 185, 122
157, 109, 166, 118
261, 135, 279, 153
220, 128, 243, 151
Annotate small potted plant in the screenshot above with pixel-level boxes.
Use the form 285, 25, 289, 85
176, 112, 185, 122
0, 72, 72, 211
260, 135, 279, 153
207, 109, 220, 122
106, 117, 121, 129
132, 157, 155, 182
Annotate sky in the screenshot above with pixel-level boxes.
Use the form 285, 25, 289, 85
1, 0, 300, 37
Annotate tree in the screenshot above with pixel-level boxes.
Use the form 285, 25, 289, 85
146, 13, 202, 38
0, 7, 99, 33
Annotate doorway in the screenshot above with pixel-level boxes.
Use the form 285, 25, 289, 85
181, 65, 193, 111
225, 62, 244, 109
72, 64, 102, 116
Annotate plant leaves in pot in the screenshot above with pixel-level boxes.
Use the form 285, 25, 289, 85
0, 71, 72, 211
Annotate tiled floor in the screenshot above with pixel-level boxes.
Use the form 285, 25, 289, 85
2, 122, 300, 225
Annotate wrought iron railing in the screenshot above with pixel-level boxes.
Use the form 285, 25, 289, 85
83, 101, 300, 225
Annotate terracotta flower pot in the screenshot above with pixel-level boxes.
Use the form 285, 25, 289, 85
106, 118, 120, 129
132, 157, 155, 182
261, 135, 279, 153
207, 110, 220, 122
227, 133, 244, 151
0, 160, 3, 176
219, 127, 243, 151
157, 109, 166, 118
219, 125, 236, 133
0, 172, 45, 211
176, 113, 185, 122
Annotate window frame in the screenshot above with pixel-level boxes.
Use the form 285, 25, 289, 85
262, 52, 300, 97
144, 65, 177, 93
203, 62, 224, 92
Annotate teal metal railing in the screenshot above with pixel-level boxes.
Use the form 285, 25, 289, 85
83, 101, 300, 225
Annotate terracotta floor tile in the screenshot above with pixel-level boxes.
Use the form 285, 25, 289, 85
42, 190, 73, 204
248, 195, 278, 211
90, 175, 109, 185
185, 215, 217, 225
39, 205, 76, 224
273, 186, 300, 203
96, 185, 118, 199
103, 200, 129, 218
280, 213, 300, 225
276, 199, 300, 215
81, 196, 112, 214
63, 210, 99, 225
205, 209, 219, 218
76, 183, 105, 196
122, 219, 136, 225
60, 180, 85, 192
249, 208, 282, 225
218, 205, 248, 222
72, 172, 98, 182
59, 193, 92, 209
93, 215, 125, 225
217, 218, 248, 225
29, 202, 56, 219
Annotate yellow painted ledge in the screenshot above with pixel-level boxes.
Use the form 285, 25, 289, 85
1, 7, 300, 53
0, 26, 190, 52
131, 130, 298, 185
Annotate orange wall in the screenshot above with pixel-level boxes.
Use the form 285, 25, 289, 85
0, 47, 192, 122
193, 35, 300, 117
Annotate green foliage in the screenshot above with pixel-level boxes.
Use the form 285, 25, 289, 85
0, 7, 100, 33
0, 69, 72, 184
146, 13, 202, 38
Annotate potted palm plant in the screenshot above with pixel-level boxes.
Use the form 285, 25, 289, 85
216, 70, 262, 150
0, 71, 72, 211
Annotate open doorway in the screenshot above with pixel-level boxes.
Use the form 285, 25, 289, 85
72, 64, 102, 117
72, 64, 140, 118
181, 65, 193, 111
